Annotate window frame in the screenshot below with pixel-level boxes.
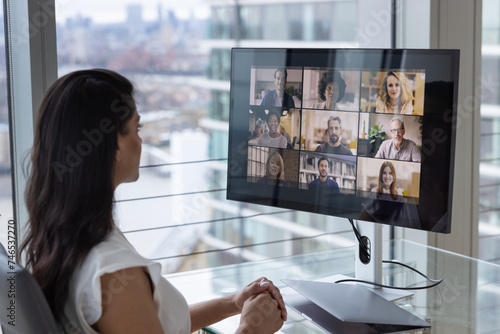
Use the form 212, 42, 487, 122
4, 0, 58, 258
6, 0, 481, 265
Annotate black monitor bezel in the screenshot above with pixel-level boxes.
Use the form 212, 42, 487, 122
227, 48, 459, 233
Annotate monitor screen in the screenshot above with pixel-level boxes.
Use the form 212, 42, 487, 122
227, 48, 459, 233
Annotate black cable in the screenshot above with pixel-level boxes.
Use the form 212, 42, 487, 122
348, 218, 370, 260
346, 219, 443, 291
335, 260, 443, 290
383, 260, 442, 284
334, 277, 442, 290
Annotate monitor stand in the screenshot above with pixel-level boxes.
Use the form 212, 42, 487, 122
281, 220, 431, 331
324, 220, 413, 301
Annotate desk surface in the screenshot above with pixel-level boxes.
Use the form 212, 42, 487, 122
166, 240, 500, 333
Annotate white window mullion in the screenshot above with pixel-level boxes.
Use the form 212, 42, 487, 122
5, 0, 58, 256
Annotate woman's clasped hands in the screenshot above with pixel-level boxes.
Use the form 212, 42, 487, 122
234, 277, 287, 334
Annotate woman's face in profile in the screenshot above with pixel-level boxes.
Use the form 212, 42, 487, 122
325, 82, 340, 105
381, 166, 394, 189
115, 109, 143, 185
267, 157, 281, 179
386, 75, 401, 101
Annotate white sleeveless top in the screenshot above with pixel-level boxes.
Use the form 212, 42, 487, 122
63, 227, 191, 333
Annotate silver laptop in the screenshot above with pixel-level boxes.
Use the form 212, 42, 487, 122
281, 279, 430, 334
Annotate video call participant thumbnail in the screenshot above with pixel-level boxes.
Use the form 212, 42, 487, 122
360, 160, 412, 228
375, 71, 414, 115
315, 115, 353, 155
375, 117, 421, 162
257, 151, 290, 187
260, 67, 295, 108
312, 69, 346, 110
371, 161, 404, 200
257, 110, 288, 149
308, 157, 340, 193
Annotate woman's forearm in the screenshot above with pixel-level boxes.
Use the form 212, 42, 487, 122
189, 295, 239, 332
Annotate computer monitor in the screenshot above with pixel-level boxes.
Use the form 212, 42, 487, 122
226, 48, 459, 327
228, 48, 458, 232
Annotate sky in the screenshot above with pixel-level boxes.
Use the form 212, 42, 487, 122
55, 0, 211, 23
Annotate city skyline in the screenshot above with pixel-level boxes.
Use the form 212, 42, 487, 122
55, 0, 210, 23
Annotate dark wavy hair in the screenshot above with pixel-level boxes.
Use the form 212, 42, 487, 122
19, 69, 136, 321
317, 70, 346, 102
266, 110, 282, 125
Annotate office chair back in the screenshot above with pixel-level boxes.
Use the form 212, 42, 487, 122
0, 243, 61, 334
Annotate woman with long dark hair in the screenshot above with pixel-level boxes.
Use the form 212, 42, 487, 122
371, 161, 403, 200
20, 69, 286, 333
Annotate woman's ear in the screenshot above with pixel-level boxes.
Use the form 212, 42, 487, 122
113, 136, 124, 188
115, 135, 124, 162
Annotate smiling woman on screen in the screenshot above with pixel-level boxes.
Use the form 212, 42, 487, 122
257, 110, 287, 148
375, 71, 413, 115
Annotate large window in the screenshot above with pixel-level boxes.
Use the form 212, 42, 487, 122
3, 0, 489, 275
53, 0, 371, 274
0, 5, 13, 249
480, 0, 500, 264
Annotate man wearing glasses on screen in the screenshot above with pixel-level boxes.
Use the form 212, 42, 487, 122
375, 117, 421, 162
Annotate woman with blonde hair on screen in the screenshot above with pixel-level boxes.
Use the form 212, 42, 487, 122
375, 71, 413, 115
257, 151, 290, 187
